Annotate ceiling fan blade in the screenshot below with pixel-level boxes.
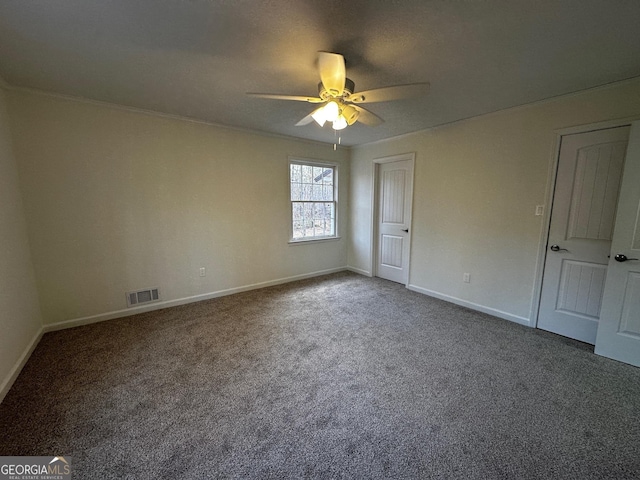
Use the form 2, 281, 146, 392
318, 52, 346, 97
295, 104, 328, 126
347, 83, 430, 104
247, 93, 323, 103
352, 105, 384, 126
295, 111, 316, 126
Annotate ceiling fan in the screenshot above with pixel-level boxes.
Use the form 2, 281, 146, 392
247, 52, 430, 131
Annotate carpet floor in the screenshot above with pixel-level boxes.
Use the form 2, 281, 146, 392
1, 272, 639, 479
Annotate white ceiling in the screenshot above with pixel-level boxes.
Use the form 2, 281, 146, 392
1, 1, 639, 146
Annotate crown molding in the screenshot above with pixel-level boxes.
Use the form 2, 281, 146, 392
10, 86, 351, 151
359, 75, 640, 148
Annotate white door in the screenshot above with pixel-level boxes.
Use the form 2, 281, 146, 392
595, 121, 640, 367
376, 156, 414, 284
538, 126, 630, 344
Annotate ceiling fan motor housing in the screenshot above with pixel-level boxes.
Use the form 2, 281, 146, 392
318, 78, 355, 100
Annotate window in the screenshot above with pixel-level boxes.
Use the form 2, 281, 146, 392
289, 160, 337, 241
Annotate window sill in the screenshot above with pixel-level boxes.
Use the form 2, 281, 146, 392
288, 236, 341, 246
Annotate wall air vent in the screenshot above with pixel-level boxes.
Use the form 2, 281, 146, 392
126, 287, 160, 307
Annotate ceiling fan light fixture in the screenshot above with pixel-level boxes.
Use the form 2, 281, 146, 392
341, 104, 359, 125
324, 100, 340, 123
311, 105, 328, 126
332, 115, 348, 130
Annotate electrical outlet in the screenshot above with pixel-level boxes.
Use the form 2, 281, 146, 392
463, 273, 471, 283
199, 267, 206, 277
535, 205, 544, 216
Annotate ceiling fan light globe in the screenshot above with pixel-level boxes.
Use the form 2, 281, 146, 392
333, 115, 348, 130
341, 104, 360, 125
324, 101, 340, 122
311, 106, 328, 127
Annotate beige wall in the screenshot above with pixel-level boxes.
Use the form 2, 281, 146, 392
7, 91, 349, 326
349, 78, 640, 323
0, 87, 42, 399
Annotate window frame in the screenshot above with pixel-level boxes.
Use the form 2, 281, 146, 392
288, 158, 339, 244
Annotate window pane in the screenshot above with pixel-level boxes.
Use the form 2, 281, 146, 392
324, 202, 336, 235
304, 203, 314, 237
292, 202, 304, 238
302, 183, 312, 201
313, 166, 323, 183
290, 164, 301, 184
313, 203, 323, 237
312, 183, 323, 201
301, 165, 313, 183
290, 182, 300, 201
323, 170, 333, 186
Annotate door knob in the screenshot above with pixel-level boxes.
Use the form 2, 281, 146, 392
614, 254, 639, 262
402, 229, 409, 233
550, 244, 568, 252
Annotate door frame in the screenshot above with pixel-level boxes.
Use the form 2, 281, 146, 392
371, 152, 416, 286
530, 115, 640, 328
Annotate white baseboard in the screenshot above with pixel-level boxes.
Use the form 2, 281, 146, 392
346, 266, 372, 277
407, 284, 531, 327
0, 327, 43, 404
43, 267, 349, 333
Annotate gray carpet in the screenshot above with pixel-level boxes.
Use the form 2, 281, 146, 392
1, 272, 639, 479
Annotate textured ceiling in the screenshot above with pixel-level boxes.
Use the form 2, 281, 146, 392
1, 1, 639, 146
